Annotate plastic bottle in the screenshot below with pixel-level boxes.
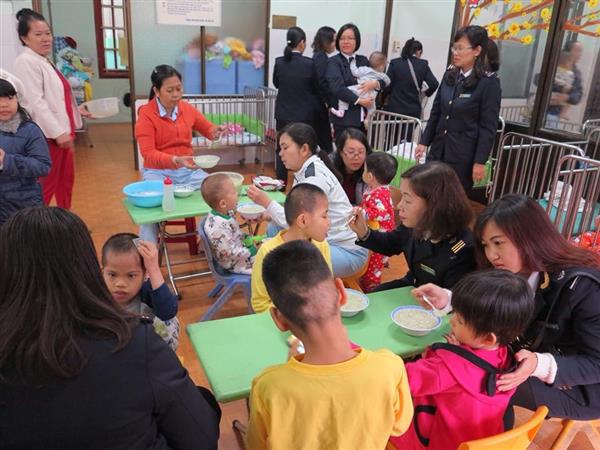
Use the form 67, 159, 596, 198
162, 177, 175, 212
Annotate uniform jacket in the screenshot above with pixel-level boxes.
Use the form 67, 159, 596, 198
0, 116, 51, 224
273, 53, 322, 123
0, 323, 220, 450
384, 57, 439, 119
391, 344, 515, 450
523, 268, 600, 413
13, 46, 82, 139
312, 51, 332, 106
420, 68, 501, 165
326, 53, 380, 129
356, 225, 475, 289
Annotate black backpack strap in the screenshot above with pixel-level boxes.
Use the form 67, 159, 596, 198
430, 343, 515, 396
530, 269, 600, 351
414, 405, 436, 447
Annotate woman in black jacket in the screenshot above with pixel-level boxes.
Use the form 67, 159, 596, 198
385, 38, 439, 122
415, 195, 600, 422
349, 162, 476, 291
311, 26, 336, 153
273, 26, 323, 179
0, 207, 220, 450
326, 23, 382, 138
416, 26, 501, 195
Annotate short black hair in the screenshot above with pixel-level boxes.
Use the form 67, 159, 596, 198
263, 240, 337, 330
0, 79, 17, 98
101, 232, 144, 269
365, 152, 398, 185
284, 183, 327, 226
336, 23, 361, 53
451, 269, 534, 345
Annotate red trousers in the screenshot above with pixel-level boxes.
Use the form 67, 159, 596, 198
41, 140, 74, 209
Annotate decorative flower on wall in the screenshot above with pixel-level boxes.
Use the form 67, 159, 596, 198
521, 34, 534, 44
459, 0, 600, 44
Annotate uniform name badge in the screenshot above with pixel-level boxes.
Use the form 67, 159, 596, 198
420, 264, 436, 276
459, 93, 471, 98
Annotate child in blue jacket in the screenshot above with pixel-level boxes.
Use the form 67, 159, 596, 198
0, 70, 50, 225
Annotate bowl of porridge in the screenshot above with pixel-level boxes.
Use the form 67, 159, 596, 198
341, 289, 369, 317
391, 305, 441, 336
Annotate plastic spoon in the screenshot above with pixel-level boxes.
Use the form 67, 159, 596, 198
422, 294, 444, 317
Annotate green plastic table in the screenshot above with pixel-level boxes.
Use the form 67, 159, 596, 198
123, 187, 286, 225
187, 286, 450, 403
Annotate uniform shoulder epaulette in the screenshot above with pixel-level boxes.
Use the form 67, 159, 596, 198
140, 315, 154, 324
446, 64, 456, 71
450, 239, 466, 254
484, 71, 497, 78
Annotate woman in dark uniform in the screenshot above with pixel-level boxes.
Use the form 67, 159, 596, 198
415, 194, 600, 422
273, 26, 323, 180
326, 23, 382, 138
311, 26, 336, 153
385, 38, 439, 122
348, 162, 476, 291
415, 26, 501, 195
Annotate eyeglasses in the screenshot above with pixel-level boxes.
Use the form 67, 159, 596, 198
340, 36, 356, 42
343, 148, 366, 158
451, 45, 473, 54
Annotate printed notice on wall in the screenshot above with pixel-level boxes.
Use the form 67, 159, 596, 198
156, 0, 222, 27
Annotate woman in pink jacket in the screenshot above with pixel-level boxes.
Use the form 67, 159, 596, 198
13, 9, 90, 209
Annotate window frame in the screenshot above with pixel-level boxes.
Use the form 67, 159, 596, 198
93, 0, 129, 79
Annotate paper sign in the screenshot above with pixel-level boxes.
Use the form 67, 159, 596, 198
156, 0, 222, 27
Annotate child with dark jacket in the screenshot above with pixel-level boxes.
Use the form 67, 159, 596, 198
0, 71, 50, 225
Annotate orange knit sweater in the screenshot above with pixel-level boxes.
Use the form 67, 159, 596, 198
135, 98, 217, 169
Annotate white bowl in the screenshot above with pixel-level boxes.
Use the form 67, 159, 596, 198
193, 154, 220, 169
174, 185, 195, 198
341, 289, 369, 317
237, 202, 266, 220
391, 306, 442, 337
212, 171, 244, 193
81, 97, 119, 118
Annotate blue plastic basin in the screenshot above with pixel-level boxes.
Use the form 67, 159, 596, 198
123, 180, 163, 208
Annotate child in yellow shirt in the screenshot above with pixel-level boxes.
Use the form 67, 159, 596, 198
251, 183, 332, 313
246, 240, 413, 450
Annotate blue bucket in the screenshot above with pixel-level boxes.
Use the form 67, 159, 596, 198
123, 180, 163, 208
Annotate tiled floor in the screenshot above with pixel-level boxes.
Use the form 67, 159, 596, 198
70, 123, 594, 449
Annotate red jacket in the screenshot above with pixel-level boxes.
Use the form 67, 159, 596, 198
390, 344, 515, 450
135, 98, 216, 169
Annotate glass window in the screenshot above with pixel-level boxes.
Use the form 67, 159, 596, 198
542, 0, 600, 133
464, 0, 555, 125
94, 0, 129, 78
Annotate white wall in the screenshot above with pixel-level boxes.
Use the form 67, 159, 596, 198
0, 0, 32, 73
268, 0, 387, 86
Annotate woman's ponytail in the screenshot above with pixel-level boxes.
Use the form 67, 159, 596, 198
283, 26, 306, 62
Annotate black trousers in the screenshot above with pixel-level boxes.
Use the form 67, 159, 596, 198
314, 107, 333, 153
506, 378, 600, 426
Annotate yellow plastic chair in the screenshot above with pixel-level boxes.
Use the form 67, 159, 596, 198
550, 417, 600, 450
341, 252, 371, 292
457, 406, 548, 450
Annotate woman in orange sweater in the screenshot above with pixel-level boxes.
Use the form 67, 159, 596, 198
135, 64, 225, 242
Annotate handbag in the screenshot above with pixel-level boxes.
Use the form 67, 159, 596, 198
407, 58, 428, 119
